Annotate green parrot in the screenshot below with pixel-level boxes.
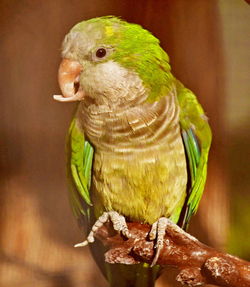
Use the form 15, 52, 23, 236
54, 16, 212, 287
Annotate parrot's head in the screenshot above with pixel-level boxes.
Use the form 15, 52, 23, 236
54, 16, 173, 108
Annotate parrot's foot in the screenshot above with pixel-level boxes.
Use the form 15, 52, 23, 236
149, 217, 187, 266
149, 217, 169, 266
74, 211, 131, 248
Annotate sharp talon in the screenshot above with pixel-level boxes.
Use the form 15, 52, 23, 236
150, 217, 169, 266
151, 252, 159, 267
74, 241, 89, 247
74, 211, 130, 249
125, 231, 131, 238
122, 229, 131, 239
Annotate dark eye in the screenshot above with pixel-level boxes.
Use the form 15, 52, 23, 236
96, 48, 107, 58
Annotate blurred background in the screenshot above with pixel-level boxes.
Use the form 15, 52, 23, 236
0, 0, 249, 286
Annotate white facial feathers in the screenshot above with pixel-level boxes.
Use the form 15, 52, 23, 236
80, 60, 147, 106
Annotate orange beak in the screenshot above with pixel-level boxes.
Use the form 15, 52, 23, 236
53, 58, 84, 102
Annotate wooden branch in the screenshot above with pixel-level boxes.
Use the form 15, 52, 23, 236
95, 222, 250, 287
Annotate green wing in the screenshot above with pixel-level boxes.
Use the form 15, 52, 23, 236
177, 83, 212, 230
67, 117, 94, 221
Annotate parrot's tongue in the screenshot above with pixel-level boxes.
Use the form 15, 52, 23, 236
53, 58, 85, 102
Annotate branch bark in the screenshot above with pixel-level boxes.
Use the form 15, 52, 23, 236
95, 222, 250, 287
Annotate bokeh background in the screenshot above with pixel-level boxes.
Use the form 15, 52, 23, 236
0, 0, 249, 286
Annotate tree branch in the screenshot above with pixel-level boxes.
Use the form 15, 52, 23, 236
95, 222, 250, 287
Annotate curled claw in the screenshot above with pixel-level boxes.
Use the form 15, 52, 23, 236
53, 94, 82, 102
74, 211, 131, 248
53, 58, 85, 102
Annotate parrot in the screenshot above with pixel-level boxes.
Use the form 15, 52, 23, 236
53, 16, 212, 287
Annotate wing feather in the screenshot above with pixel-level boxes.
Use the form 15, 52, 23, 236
67, 118, 94, 220
177, 83, 212, 229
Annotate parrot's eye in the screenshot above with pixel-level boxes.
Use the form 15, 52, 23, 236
91, 46, 113, 62
96, 48, 107, 58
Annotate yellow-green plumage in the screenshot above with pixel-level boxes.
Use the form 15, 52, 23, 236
62, 16, 212, 287
76, 90, 187, 225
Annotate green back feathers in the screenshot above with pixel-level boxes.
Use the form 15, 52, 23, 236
72, 16, 174, 102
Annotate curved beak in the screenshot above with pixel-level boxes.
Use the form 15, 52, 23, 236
53, 58, 84, 102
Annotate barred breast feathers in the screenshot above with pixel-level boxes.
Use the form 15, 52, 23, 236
77, 88, 180, 154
